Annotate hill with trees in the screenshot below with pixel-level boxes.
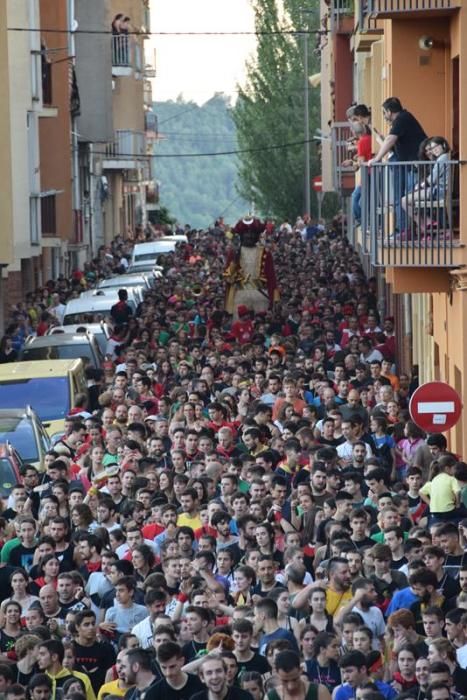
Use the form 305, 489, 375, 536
153, 94, 248, 229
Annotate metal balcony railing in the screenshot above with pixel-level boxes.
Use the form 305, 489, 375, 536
365, 0, 458, 16
145, 112, 158, 137
360, 160, 460, 267
111, 35, 142, 72
105, 130, 146, 160
330, 0, 354, 31
331, 123, 356, 192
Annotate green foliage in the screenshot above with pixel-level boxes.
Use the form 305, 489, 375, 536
232, 0, 321, 221
153, 94, 248, 230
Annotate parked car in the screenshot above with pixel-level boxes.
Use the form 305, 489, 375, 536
0, 359, 87, 440
0, 407, 51, 470
47, 322, 111, 357
20, 332, 104, 369
130, 239, 179, 268
97, 272, 153, 290
62, 289, 137, 325
0, 443, 23, 497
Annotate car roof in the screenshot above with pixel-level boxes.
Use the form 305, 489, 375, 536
48, 323, 110, 337
133, 240, 177, 255
0, 408, 33, 419
24, 333, 96, 348
63, 297, 121, 314
0, 360, 82, 379
98, 274, 150, 287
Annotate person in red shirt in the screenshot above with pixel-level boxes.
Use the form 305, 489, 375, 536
343, 120, 372, 225
230, 305, 254, 344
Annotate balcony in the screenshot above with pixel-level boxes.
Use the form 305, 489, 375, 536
355, 0, 383, 51
111, 35, 143, 77
330, 0, 354, 33
331, 122, 356, 192
364, 0, 459, 18
103, 130, 147, 170
145, 112, 158, 140
360, 160, 461, 269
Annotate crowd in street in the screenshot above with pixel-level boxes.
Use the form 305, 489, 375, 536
0, 219, 466, 700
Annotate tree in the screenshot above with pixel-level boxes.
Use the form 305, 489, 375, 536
153, 94, 248, 229
233, 0, 321, 221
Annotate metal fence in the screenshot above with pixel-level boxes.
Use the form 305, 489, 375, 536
366, 0, 458, 15
360, 160, 459, 266
330, 0, 354, 30
105, 130, 146, 159
331, 123, 356, 192
112, 34, 142, 70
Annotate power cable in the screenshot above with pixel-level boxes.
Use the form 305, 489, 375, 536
91, 136, 315, 159
8, 27, 328, 36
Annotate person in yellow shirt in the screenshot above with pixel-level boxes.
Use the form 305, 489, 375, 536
176, 488, 202, 531
419, 454, 460, 523
324, 557, 353, 616
97, 650, 133, 700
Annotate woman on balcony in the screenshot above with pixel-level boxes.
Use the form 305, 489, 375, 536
401, 136, 451, 238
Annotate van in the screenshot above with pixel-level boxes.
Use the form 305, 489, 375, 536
20, 332, 104, 369
63, 289, 137, 325
0, 359, 87, 440
47, 322, 111, 356
130, 239, 179, 268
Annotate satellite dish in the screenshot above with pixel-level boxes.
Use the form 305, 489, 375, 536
71, 19, 79, 32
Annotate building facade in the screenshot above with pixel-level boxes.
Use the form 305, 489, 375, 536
0, 0, 154, 323
320, 0, 467, 455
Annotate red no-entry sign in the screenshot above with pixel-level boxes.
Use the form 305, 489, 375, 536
409, 381, 463, 433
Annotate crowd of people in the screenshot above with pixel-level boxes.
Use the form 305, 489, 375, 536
0, 220, 466, 700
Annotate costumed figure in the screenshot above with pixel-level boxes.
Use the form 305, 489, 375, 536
224, 216, 279, 319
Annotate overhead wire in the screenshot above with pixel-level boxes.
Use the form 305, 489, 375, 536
8, 27, 328, 36
91, 137, 316, 159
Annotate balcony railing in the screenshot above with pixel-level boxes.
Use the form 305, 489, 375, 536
331, 122, 356, 192
111, 35, 142, 74
145, 112, 158, 138
105, 130, 146, 162
365, 0, 459, 17
330, 0, 354, 31
360, 160, 460, 267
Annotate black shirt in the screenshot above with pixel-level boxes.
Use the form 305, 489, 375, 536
181, 639, 207, 662
145, 673, 204, 700
191, 687, 253, 700
389, 110, 427, 161
235, 652, 270, 677
73, 639, 116, 693
9, 544, 36, 572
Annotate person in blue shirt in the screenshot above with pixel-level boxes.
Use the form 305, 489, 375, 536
334, 651, 397, 700
255, 597, 299, 656
385, 562, 422, 618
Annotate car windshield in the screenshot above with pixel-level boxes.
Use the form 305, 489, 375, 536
0, 377, 70, 422
22, 344, 94, 366
0, 459, 18, 496
0, 417, 39, 462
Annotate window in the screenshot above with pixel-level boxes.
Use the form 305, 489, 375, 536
41, 194, 56, 235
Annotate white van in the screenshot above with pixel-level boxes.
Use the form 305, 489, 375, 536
130, 236, 187, 268
63, 290, 137, 325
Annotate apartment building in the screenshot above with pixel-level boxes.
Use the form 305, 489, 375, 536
0, 0, 43, 323
320, 0, 467, 455
101, 0, 154, 244
0, 0, 154, 325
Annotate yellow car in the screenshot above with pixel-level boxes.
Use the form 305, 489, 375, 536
0, 359, 87, 441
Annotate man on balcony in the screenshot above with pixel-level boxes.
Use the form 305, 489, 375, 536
368, 97, 427, 235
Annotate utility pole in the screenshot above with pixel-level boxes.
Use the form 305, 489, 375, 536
302, 14, 311, 216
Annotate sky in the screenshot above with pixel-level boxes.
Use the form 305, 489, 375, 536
149, 0, 257, 104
